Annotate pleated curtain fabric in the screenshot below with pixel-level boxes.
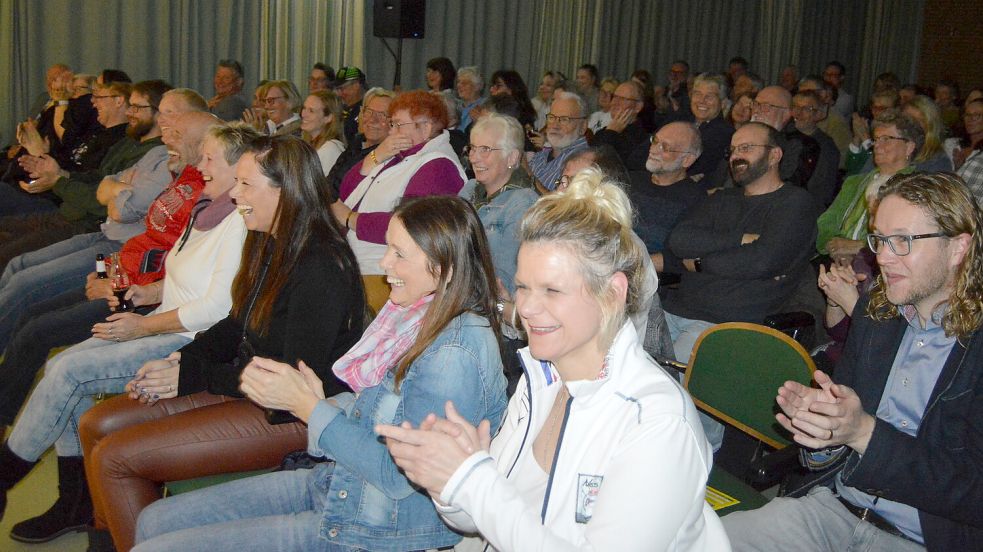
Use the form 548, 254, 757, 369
0, 0, 925, 146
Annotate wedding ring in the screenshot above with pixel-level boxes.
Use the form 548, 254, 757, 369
114, 336, 120, 342
827, 428, 834, 440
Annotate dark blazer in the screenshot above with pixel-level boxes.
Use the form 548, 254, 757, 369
835, 295, 983, 552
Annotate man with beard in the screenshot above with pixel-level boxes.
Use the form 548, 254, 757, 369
628, 122, 706, 266
0, 80, 172, 271
529, 91, 589, 191
662, 123, 818, 434
723, 172, 982, 552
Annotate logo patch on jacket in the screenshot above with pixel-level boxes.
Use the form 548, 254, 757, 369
575, 473, 603, 523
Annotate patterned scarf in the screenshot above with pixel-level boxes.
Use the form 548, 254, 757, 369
332, 294, 434, 393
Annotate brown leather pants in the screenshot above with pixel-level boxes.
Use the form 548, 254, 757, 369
79, 392, 306, 551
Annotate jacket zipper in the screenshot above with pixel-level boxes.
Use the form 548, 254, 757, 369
540, 394, 573, 522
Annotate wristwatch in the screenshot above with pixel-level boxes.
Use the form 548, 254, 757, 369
693, 258, 703, 272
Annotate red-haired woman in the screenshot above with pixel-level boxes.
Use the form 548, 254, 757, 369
331, 90, 466, 313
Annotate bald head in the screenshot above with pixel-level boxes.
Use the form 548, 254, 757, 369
751, 86, 792, 130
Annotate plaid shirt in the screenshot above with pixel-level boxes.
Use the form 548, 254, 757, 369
529, 136, 589, 190
958, 149, 983, 203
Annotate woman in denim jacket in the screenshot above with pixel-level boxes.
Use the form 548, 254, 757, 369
132, 195, 507, 552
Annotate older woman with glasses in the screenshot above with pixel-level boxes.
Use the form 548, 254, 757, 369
331, 90, 466, 313
817, 110, 923, 265
253, 80, 302, 137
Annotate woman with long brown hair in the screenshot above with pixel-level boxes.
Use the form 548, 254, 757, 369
132, 195, 507, 552
79, 135, 366, 551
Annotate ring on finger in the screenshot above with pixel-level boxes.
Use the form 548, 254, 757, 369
827, 428, 833, 440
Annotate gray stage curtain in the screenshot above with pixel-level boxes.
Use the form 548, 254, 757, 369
1, 0, 924, 146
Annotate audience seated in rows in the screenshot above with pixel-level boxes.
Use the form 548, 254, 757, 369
331, 90, 466, 312
132, 195, 507, 551
817, 110, 922, 265
0, 119, 248, 545
724, 172, 983, 551
0, 80, 175, 271
80, 134, 367, 551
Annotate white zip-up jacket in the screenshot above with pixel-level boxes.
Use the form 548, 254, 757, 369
437, 322, 732, 551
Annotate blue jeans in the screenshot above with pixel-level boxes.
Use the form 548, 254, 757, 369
665, 312, 723, 451
5, 333, 190, 460
0, 288, 113, 424
0, 231, 122, 352
134, 466, 344, 552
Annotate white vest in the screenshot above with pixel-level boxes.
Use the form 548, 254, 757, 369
344, 130, 465, 275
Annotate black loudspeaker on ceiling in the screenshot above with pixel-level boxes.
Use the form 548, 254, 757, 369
373, 0, 426, 39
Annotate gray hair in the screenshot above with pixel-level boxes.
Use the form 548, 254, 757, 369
553, 90, 588, 118
457, 66, 483, 91
472, 113, 524, 153
693, 73, 728, 102
363, 86, 397, 107
873, 109, 925, 159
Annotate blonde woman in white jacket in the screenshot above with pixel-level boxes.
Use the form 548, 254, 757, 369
378, 168, 731, 551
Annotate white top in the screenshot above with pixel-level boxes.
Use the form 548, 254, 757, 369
316, 139, 346, 175
344, 130, 465, 275
152, 211, 247, 339
437, 322, 731, 552
588, 110, 611, 133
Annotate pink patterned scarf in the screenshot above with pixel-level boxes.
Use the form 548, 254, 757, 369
332, 294, 434, 393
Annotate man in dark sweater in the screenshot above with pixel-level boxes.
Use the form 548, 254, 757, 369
663, 122, 818, 361
629, 121, 706, 260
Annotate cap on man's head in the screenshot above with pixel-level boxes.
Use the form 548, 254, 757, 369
336, 66, 366, 85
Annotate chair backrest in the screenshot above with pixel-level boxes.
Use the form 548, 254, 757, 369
684, 322, 815, 449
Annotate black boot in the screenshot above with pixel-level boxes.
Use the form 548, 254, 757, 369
9, 455, 93, 542
87, 528, 117, 552
0, 442, 38, 521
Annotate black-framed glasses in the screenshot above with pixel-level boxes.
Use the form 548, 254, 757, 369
611, 93, 641, 103
872, 135, 910, 145
727, 143, 773, 156
545, 114, 586, 125
262, 95, 286, 105
464, 144, 503, 156
92, 94, 120, 100
127, 103, 156, 111
866, 232, 948, 256
650, 137, 693, 155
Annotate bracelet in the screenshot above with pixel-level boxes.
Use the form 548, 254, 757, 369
345, 211, 356, 230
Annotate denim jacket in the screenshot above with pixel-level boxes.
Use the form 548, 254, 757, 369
306, 312, 507, 551
466, 171, 538, 297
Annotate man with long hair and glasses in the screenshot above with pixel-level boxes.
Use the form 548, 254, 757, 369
724, 172, 983, 551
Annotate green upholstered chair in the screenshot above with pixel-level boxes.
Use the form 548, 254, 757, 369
682, 322, 816, 515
